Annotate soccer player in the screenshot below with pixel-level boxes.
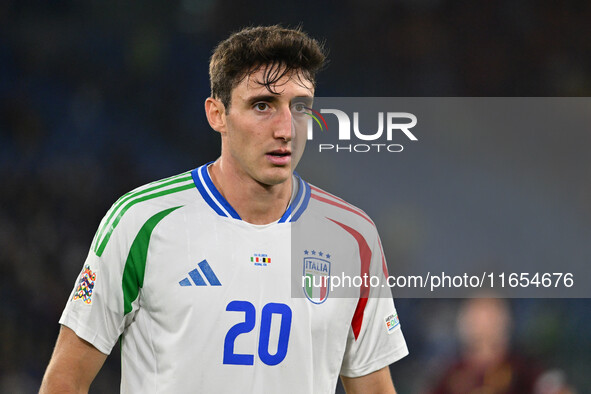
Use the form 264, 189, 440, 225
40, 25, 408, 393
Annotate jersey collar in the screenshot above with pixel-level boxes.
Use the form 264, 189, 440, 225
191, 163, 310, 223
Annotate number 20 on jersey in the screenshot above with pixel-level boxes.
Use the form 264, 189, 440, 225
223, 301, 292, 366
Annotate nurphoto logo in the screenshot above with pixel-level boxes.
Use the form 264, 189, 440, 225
305, 107, 418, 153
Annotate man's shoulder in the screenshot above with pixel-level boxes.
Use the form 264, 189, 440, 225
304, 181, 378, 235
110, 169, 197, 216
91, 169, 197, 257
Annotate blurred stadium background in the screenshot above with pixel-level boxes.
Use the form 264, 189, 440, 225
1, 1, 590, 392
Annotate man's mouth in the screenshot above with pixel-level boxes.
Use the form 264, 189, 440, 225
267, 149, 291, 157
266, 149, 292, 165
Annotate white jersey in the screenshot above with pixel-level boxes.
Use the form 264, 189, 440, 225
60, 163, 408, 393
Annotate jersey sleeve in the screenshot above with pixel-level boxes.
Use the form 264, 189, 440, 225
339, 232, 409, 377
59, 204, 146, 355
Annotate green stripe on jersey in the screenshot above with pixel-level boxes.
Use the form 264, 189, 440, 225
122, 206, 182, 316
92, 172, 191, 251
92, 172, 192, 252
95, 182, 194, 256
92, 173, 193, 256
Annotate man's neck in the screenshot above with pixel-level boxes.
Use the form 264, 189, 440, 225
208, 160, 293, 225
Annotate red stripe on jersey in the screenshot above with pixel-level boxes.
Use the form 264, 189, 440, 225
310, 184, 349, 205
311, 193, 374, 227
311, 186, 390, 280
310, 186, 374, 225
327, 218, 372, 341
351, 298, 368, 340
378, 236, 389, 279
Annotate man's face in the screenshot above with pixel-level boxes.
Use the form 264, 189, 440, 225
219, 67, 313, 187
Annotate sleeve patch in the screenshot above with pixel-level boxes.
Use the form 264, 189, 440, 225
384, 312, 400, 334
72, 265, 97, 305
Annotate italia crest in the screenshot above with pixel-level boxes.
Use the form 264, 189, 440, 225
303, 250, 331, 304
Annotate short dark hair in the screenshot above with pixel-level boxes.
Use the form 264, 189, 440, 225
209, 25, 326, 109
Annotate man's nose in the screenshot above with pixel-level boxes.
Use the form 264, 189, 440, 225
273, 105, 293, 141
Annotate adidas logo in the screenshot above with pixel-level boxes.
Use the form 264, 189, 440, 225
179, 259, 221, 286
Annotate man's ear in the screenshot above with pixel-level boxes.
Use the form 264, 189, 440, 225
205, 97, 227, 134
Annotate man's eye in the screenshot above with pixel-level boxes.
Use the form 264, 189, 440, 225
292, 103, 306, 113
254, 103, 269, 111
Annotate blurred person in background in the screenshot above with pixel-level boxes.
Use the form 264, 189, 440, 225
430, 297, 541, 394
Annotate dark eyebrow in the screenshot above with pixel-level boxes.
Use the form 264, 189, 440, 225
246, 95, 279, 106
290, 96, 314, 107
245, 94, 314, 107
